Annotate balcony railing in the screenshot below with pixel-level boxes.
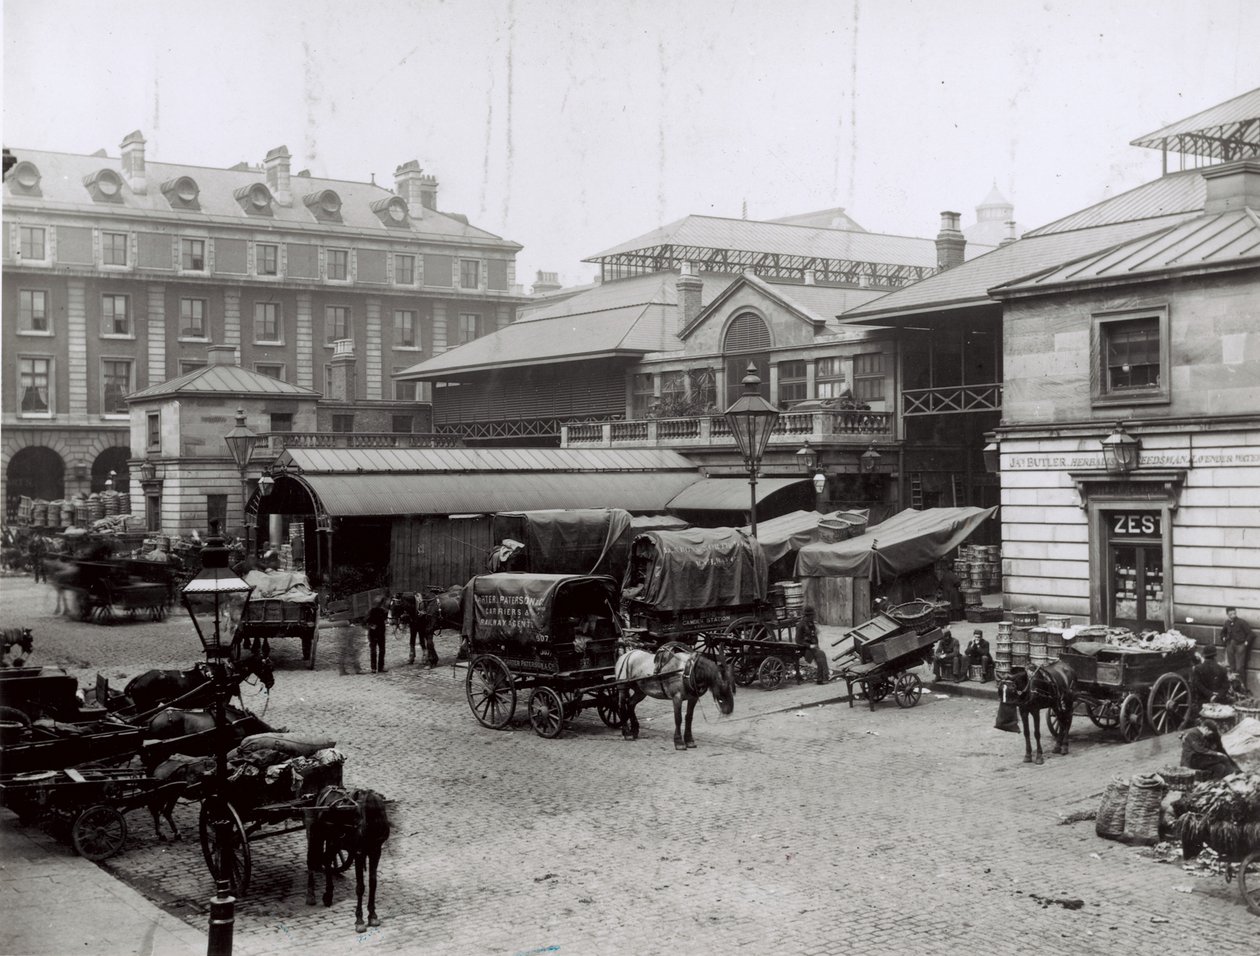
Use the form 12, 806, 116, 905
562, 410, 892, 449
261, 431, 464, 453
902, 383, 1002, 416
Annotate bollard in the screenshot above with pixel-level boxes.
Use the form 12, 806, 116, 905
207, 881, 235, 956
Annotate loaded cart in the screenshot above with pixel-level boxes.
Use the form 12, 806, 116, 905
235, 569, 320, 667
833, 602, 943, 710
462, 573, 625, 738
621, 528, 804, 690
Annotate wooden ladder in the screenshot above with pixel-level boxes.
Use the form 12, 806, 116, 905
951, 472, 965, 507
910, 473, 924, 510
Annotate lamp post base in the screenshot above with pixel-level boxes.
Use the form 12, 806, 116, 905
207, 879, 235, 956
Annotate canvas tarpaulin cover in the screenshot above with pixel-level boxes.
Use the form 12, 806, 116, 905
491, 509, 634, 580
462, 573, 618, 648
795, 506, 997, 583
622, 528, 767, 612
739, 509, 870, 564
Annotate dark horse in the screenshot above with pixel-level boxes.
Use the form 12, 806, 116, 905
614, 643, 736, 750
305, 786, 392, 933
998, 661, 1077, 765
122, 648, 274, 716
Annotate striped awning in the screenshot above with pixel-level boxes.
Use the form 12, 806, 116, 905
294, 470, 703, 517
666, 477, 808, 512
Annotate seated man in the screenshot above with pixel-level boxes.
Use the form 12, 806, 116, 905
933, 628, 963, 682
1181, 717, 1240, 781
965, 630, 994, 682
1190, 644, 1232, 719
795, 606, 829, 685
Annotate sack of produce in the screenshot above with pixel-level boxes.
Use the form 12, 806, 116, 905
1095, 775, 1129, 840
1122, 773, 1166, 846
238, 731, 336, 757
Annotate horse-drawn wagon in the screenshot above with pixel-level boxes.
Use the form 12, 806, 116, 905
57, 559, 172, 624
832, 601, 942, 710
621, 528, 804, 690
234, 569, 321, 668
462, 573, 624, 738
1052, 635, 1196, 742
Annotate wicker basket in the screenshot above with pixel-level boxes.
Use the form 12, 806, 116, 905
1122, 773, 1166, 846
1155, 766, 1202, 790
887, 600, 938, 633
1096, 775, 1130, 840
1233, 698, 1260, 721
1012, 607, 1039, 627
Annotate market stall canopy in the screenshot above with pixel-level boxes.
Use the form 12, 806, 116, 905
622, 527, 768, 612
666, 477, 809, 512
462, 573, 619, 648
491, 509, 633, 579
796, 507, 997, 583
739, 509, 870, 564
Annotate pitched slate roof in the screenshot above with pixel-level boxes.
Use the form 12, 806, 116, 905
1025, 168, 1207, 237
840, 214, 1202, 322
1130, 87, 1260, 160
4, 147, 518, 248
993, 208, 1260, 295
278, 446, 698, 474
128, 363, 320, 401
681, 271, 884, 338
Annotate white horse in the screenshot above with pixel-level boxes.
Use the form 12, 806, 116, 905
613, 643, 735, 750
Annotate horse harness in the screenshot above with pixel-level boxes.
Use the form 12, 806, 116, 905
1001, 665, 1071, 713
651, 643, 700, 696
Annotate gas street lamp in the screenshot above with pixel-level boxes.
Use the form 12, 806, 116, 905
797, 440, 826, 506
224, 408, 260, 551
1100, 422, 1140, 475
724, 363, 781, 538
181, 522, 254, 956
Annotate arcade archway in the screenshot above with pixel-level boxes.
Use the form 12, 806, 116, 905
6, 447, 65, 518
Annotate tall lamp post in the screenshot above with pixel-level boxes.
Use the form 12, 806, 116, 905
724, 363, 781, 538
181, 522, 254, 956
224, 409, 260, 553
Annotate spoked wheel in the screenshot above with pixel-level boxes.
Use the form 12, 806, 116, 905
199, 797, 251, 896
528, 686, 566, 739
1147, 673, 1192, 735
465, 655, 516, 730
894, 672, 922, 708
757, 656, 786, 691
331, 846, 353, 873
1118, 692, 1146, 742
868, 678, 892, 703
1238, 849, 1260, 917
596, 690, 621, 729
1086, 700, 1118, 729
72, 805, 128, 861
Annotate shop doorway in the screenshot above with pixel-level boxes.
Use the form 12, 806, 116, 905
1106, 510, 1166, 630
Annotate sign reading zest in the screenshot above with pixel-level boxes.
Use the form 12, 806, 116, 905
1111, 511, 1161, 537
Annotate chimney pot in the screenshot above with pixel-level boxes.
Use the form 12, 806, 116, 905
935, 210, 966, 271
999, 220, 1018, 246
264, 146, 293, 206
1202, 159, 1260, 214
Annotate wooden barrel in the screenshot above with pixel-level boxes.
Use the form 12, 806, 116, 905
1009, 638, 1029, 667
1012, 607, 1038, 627
997, 621, 1014, 640
1044, 628, 1066, 652
1044, 615, 1070, 629
780, 581, 803, 615
961, 587, 982, 606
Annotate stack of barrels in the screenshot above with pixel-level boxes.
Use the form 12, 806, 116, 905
995, 621, 1014, 677
1009, 606, 1038, 671
955, 543, 1003, 599
1028, 627, 1050, 668
779, 581, 803, 622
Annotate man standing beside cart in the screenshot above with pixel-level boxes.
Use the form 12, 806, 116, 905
1221, 607, 1254, 695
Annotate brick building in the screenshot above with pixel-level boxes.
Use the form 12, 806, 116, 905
2, 133, 525, 520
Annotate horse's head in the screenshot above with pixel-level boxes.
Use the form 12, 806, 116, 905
998, 667, 1029, 706
705, 650, 736, 716
236, 649, 276, 690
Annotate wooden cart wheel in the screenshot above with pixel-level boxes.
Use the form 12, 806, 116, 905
1118, 692, 1146, 742
72, 805, 128, 861
1146, 672, 1192, 735
528, 686, 566, 739
465, 655, 516, 730
757, 656, 786, 691
332, 846, 353, 873
199, 797, 251, 896
1086, 700, 1118, 729
596, 690, 622, 729
1238, 849, 1260, 917
894, 672, 922, 708
868, 678, 892, 703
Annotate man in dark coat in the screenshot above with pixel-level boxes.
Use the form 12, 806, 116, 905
1181, 717, 1240, 780
965, 630, 994, 682
1190, 644, 1232, 718
936, 561, 964, 622
1221, 607, 1254, 694
366, 596, 389, 674
933, 628, 962, 682
795, 606, 829, 685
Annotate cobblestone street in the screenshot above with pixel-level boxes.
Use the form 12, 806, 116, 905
3, 576, 1257, 954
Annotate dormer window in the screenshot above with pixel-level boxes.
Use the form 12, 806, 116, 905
83, 168, 125, 203
234, 182, 274, 216
303, 189, 343, 223
6, 161, 42, 196
370, 196, 410, 228
161, 176, 201, 210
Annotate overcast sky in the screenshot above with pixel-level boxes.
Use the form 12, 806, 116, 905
5, 0, 1258, 288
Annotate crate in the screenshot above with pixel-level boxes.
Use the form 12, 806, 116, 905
965, 606, 1004, 623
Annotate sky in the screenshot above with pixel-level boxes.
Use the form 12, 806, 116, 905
4, 0, 1259, 289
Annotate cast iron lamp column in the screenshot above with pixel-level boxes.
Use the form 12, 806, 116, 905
224, 409, 260, 554
724, 364, 781, 538
181, 522, 254, 956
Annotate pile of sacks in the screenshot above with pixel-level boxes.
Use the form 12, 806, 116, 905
153, 732, 344, 807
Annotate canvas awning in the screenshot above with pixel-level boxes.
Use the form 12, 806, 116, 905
796, 507, 997, 583
293, 470, 703, 517
666, 477, 808, 512
738, 509, 869, 564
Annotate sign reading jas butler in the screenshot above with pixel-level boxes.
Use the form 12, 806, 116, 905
1004, 450, 1260, 470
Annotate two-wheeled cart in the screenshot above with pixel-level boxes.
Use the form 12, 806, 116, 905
834, 605, 942, 710
463, 573, 626, 738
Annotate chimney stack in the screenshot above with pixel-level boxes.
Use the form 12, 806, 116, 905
676, 263, 703, 334
395, 161, 438, 217
120, 131, 147, 195
1202, 159, 1260, 214
264, 146, 292, 206
207, 344, 237, 366
935, 211, 966, 271
999, 220, 1018, 247
329, 339, 357, 402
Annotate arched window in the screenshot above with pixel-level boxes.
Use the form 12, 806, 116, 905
723, 312, 772, 406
